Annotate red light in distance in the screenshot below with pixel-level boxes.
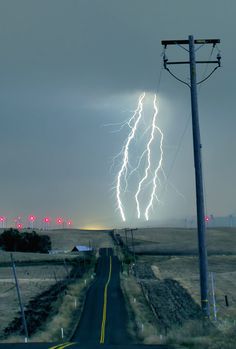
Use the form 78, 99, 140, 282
0, 216, 5, 222
205, 216, 209, 222
17, 223, 23, 230
43, 217, 51, 223
67, 220, 72, 226
56, 217, 63, 225
28, 215, 36, 222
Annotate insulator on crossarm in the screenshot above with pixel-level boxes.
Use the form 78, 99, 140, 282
217, 53, 221, 67
163, 54, 168, 69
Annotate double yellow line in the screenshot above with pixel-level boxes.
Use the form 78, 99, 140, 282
100, 255, 112, 344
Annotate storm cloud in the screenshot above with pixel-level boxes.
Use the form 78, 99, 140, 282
0, 0, 234, 228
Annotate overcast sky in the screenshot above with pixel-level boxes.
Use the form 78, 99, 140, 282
0, 0, 235, 229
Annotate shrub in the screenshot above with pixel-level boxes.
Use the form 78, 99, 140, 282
0, 229, 51, 253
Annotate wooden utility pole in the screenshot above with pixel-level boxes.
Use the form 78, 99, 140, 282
130, 228, 138, 262
11, 253, 28, 341
124, 228, 128, 249
161, 36, 221, 318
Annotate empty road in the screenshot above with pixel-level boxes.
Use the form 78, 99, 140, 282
72, 248, 131, 344
0, 248, 172, 348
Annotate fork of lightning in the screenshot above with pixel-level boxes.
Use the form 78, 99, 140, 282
115, 92, 164, 221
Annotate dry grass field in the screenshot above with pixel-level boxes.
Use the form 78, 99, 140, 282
0, 263, 72, 335
119, 227, 236, 255
2, 270, 95, 343
2, 226, 235, 347
38, 228, 113, 251
119, 227, 236, 347
0, 228, 113, 252
140, 254, 236, 321
0, 228, 113, 339
119, 227, 236, 320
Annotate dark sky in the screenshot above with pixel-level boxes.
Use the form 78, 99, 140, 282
0, 0, 234, 228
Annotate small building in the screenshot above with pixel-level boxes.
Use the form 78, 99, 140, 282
49, 249, 66, 254
71, 245, 93, 252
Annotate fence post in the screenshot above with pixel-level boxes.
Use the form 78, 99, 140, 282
210, 272, 217, 320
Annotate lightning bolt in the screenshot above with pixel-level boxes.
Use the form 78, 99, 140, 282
135, 94, 159, 219
127, 148, 147, 180
116, 92, 145, 221
145, 97, 164, 220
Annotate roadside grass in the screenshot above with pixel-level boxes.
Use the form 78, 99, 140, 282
120, 273, 162, 344
165, 320, 236, 349
3, 269, 95, 343
31, 270, 94, 342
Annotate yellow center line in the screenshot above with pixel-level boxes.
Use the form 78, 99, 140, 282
100, 254, 112, 344
49, 342, 75, 349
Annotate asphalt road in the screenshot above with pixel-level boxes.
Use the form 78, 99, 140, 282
72, 248, 130, 344
0, 248, 172, 348
0, 344, 172, 349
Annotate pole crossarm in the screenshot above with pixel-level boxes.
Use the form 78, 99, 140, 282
162, 38, 221, 87
166, 60, 219, 65
161, 39, 220, 47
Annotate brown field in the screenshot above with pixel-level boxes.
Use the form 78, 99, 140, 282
39, 228, 113, 251
0, 264, 70, 335
2, 226, 236, 346
2, 270, 95, 343
119, 227, 236, 255
0, 229, 113, 339
0, 228, 113, 252
140, 254, 236, 321
119, 227, 236, 324
119, 227, 236, 348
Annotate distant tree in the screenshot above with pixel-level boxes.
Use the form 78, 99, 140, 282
38, 235, 51, 253
0, 228, 21, 251
0, 229, 51, 253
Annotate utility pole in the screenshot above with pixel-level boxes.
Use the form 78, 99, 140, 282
229, 214, 233, 228
10, 253, 28, 341
130, 228, 138, 263
124, 228, 129, 252
161, 35, 221, 318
